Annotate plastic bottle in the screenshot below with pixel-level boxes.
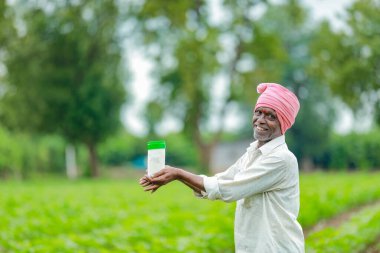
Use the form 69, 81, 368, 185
147, 140, 166, 177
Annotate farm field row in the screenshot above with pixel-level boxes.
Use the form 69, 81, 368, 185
1, 172, 380, 252
306, 201, 380, 252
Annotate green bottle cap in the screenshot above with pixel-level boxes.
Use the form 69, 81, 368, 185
147, 140, 166, 150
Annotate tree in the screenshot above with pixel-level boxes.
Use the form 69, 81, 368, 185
131, 0, 270, 172
0, 0, 16, 87
310, 0, 380, 126
0, 0, 126, 177
132, 0, 337, 171
225, 0, 336, 170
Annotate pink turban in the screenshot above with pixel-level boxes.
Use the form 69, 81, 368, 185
254, 83, 300, 134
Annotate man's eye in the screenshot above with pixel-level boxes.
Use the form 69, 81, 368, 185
267, 114, 276, 120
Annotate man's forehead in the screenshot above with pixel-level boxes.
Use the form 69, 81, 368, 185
255, 107, 277, 114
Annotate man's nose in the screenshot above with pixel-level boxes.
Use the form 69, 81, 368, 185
256, 114, 266, 123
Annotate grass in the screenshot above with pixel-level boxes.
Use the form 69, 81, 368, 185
1, 172, 380, 252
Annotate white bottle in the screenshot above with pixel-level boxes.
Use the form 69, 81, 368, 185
147, 140, 166, 177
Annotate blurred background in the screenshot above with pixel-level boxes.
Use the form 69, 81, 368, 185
1, 0, 379, 179
1, 0, 380, 252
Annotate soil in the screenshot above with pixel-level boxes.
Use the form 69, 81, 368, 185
305, 200, 380, 253
305, 200, 380, 237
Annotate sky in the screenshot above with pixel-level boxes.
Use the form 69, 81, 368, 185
122, 0, 358, 137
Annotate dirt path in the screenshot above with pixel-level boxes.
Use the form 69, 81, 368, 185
305, 199, 380, 238
305, 200, 380, 253
364, 232, 380, 253
365, 242, 380, 253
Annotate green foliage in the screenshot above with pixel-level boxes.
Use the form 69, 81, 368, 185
2, 0, 380, 177
317, 130, 380, 170
34, 135, 67, 174
165, 132, 199, 168
132, 0, 339, 171
1, 173, 380, 252
0, 0, 127, 176
310, 0, 380, 123
246, 0, 336, 165
98, 132, 146, 167
136, 0, 224, 171
0, 127, 24, 177
299, 172, 380, 229
98, 131, 199, 169
0, 180, 234, 252
306, 203, 380, 252
0, 127, 66, 179
0, 0, 15, 49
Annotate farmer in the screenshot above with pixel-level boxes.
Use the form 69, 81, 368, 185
140, 83, 304, 253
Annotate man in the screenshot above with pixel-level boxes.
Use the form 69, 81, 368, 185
140, 83, 305, 253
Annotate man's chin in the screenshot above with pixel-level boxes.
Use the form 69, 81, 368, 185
254, 133, 268, 141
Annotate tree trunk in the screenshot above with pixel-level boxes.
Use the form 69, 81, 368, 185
194, 138, 216, 174
301, 156, 314, 172
65, 144, 78, 179
87, 143, 99, 177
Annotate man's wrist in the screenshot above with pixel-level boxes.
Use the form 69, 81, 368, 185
175, 168, 184, 180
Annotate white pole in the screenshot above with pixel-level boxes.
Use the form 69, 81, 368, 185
66, 144, 77, 179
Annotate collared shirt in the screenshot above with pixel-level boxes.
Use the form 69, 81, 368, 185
200, 135, 304, 253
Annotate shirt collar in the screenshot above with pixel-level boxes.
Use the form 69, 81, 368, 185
247, 135, 286, 155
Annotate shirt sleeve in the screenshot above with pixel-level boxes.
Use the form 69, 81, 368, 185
202, 154, 287, 202
194, 155, 243, 199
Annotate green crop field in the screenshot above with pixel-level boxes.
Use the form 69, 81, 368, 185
1, 172, 380, 253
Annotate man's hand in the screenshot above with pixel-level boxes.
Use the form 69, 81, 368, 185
139, 165, 205, 194
139, 166, 180, 193
139, 175, 157, 192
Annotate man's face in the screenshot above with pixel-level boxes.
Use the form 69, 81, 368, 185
252, 107, 282, 146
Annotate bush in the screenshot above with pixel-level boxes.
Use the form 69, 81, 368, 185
0, 127, 66, 178
164, 133, 198, 167
318, 129, 380, 170
0, 128, 23, 178
98, 132, 146, 167
98, 131, 200, 169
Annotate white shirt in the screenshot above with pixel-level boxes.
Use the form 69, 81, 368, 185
200, 135, 304, 253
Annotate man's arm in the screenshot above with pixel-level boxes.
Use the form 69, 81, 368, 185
139, 165, 205, 194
